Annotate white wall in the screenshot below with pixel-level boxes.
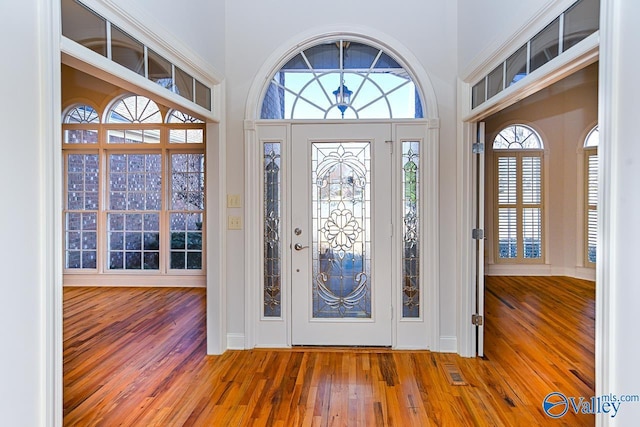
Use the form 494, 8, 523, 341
457, 0, 555, 75
0, 0, 58, 425
109, 0, 226, 73
224, 0, 460, 346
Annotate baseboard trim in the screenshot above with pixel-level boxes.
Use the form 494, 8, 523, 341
227, 333, 246, 350
485, 264, 596, 281
439, 336, 457, 353
63, 274, 206, 287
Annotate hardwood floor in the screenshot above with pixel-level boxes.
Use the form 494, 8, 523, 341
63, 276, 595, 426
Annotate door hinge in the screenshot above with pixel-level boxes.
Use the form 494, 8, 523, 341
472, 229, 484, 240
386, 140, 393, 154
472, 142, 484, 154
472, 314, 484, 326
390, 305, 393, 320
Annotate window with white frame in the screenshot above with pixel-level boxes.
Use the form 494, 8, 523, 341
584, 125, 598, 265
62, 95, 205, 275
493, 124, 544, 263
260, 39, 423, 120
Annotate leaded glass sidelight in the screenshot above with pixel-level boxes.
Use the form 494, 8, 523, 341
312, 142, 371, 318
402, 142, 420, 318
264, 143, 282, 317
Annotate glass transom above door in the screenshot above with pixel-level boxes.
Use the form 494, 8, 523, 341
260, 40, 424, 120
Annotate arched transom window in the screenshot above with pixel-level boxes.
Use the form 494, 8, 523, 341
492, 124, 544, 263
261, 39, 423, 120
492, 124, 544, 150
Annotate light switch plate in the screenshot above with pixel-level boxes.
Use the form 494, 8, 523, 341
228, 216, 242, 230
227, 194, 242, 208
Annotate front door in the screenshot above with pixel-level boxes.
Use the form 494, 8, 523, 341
291, 123, 392, 346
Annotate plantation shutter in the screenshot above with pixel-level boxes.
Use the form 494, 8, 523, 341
586, 150, 598, 263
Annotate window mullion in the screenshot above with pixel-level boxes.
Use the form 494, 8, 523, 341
516, 153, 524, 262
161, 146, 169, 274
98, 145, 106, 274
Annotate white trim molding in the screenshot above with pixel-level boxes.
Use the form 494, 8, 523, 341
63, 275, 206, 287
227, 333, 246, 350
206, 119, 228, 355
42, 1, 64, 425
596, 0, 640, 424
439, 336, 458, 353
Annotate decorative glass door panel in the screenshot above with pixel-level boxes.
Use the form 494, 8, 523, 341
291, 123, 391, 346
312, 142, 371, 318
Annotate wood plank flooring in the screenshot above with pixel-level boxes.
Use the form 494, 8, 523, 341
63, 276, 595, 426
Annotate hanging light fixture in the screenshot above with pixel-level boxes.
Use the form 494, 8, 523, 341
333, 82, 352, 118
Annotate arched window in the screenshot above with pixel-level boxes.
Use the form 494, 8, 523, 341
492, 124, 543, 149
63, 104, 99, 144
64, 104, 100, 124
167, 109, 205, 144
493, 124, 544, 262
62, 104, 100, 268
62, 95, 206, 283
106, 95, 162, 144
584, 125, 598, 265
260, 39, 423, 120
108, 95, 162, 123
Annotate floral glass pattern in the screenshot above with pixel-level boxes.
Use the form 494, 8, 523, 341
402, 141, 420, 318
312, 142, 371, 318
264, 143, 282, 317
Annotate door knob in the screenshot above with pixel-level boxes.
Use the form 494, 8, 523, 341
294, 243, 309, 251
